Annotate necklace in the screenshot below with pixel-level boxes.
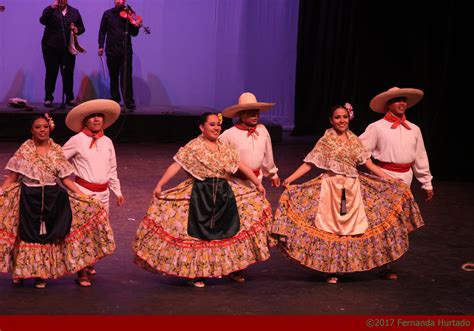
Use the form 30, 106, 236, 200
39, 186, 47, 235
210, 177, 218, 229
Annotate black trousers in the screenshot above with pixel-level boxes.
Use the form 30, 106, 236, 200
42, 46, 76, 103
106, 52, 135, 107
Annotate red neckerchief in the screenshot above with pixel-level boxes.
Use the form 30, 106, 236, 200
82, 128, 104, 148
235, 123, 259, 137
384, 112, 411, 130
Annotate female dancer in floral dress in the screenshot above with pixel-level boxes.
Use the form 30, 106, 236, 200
133, 112, 273, 287
272, 104, 424, 283
0, 114, 115, 288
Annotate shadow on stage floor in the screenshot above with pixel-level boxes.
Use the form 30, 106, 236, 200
0, 141, 472, 315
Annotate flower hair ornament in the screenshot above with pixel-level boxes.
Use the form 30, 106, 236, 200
217, 113, 223, 124
344, 103, 354, 120
44, 113, 55, 131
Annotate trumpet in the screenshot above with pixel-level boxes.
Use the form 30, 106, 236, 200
68, 23, 86, 55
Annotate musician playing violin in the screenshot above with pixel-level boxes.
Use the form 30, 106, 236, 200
98, 0, 141, 111
40, 0, 85, 108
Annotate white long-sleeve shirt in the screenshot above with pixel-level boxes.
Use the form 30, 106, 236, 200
219, 124, 278, 181
359, 118, 433, 190
62, 132, 122, 197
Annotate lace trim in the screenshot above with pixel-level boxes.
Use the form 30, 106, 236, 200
304, 153, 359, 177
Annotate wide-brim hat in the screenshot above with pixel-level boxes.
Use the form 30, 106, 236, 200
66, 99, 120, 132
222, 92, 275, 118
370, 87, 424, 113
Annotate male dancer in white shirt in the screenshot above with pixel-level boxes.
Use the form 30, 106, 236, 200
360, 87, 434, 201
220, 92, 280, 188
359, 87, 434, 281
63, 99, 125, 285
218, 92, 280, 283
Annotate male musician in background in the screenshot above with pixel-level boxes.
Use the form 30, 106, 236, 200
98, 0, 141, 111
40, 0, 85, 108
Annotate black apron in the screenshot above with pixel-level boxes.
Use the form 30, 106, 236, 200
19, 183, 72, 244
187, 178, 240, 240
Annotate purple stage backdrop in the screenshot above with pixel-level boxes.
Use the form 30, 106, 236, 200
0, 0, 298, 128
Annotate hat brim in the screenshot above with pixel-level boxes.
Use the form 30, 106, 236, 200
222, 102, 275, 118
370, 88, 424, 113
65, 99, 121, 132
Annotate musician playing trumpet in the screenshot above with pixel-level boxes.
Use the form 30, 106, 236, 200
40, 0, 85, 108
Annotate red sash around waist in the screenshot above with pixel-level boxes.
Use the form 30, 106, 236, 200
75, 176, 109, 192
232, 168, 261, 180
378, 161, 414, 173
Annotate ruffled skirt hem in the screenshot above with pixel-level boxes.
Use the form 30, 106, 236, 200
0, 183, 116, 279
133, 208, 273, 279
271, 173, 424, 273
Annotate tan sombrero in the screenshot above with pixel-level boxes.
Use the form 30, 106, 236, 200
66, 99, 120, 132
222, 92, 275, 118
370, 87, 424, 113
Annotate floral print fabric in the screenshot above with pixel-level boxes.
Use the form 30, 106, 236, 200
133, 136, 273, 278
0, 139, 115, 279
174, 136, 240, 180
6, 139, 74, 185
304, 129, 371, 177
133, 178, 273, 278
272, 129, 424, 273
273, 171, 424, 273
0, 183, 115, 278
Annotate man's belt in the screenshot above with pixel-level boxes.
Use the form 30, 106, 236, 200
232, 168, 261, 180
75, 176, 109, 192
377, 161, 414, 173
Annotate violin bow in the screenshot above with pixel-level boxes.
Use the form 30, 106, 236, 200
99, 55, 107, 81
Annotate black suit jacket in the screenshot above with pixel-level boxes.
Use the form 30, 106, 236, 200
40, 5, 85, 50
98, 7, 140, 56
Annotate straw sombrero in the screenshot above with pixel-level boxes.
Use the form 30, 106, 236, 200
370, 87, 424, 113
66, 99, 120, 132
222, 92, 275, 118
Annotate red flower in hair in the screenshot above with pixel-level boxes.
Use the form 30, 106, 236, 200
344, 103, 354, 120
44, 113, 55, 131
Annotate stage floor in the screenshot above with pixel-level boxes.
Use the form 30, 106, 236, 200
0, 141, 472, 315
0, 103, 283, 143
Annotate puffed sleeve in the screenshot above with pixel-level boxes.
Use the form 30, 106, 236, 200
359, 123, 378, 154
223, 145, 240, 174
52, 143, 75, 179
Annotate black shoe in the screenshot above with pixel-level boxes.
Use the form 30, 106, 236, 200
125, 104, 136, 111
44, 100, 54, 108
65, 101, 78, 108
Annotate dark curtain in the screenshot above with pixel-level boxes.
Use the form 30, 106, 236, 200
294, 0, 469, 180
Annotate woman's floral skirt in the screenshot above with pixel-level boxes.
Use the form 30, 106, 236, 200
0, 183, 115, 279
272, 173, 424, 273
132, 178, 273, 279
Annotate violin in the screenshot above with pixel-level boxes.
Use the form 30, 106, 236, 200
120, 5, 150, 34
